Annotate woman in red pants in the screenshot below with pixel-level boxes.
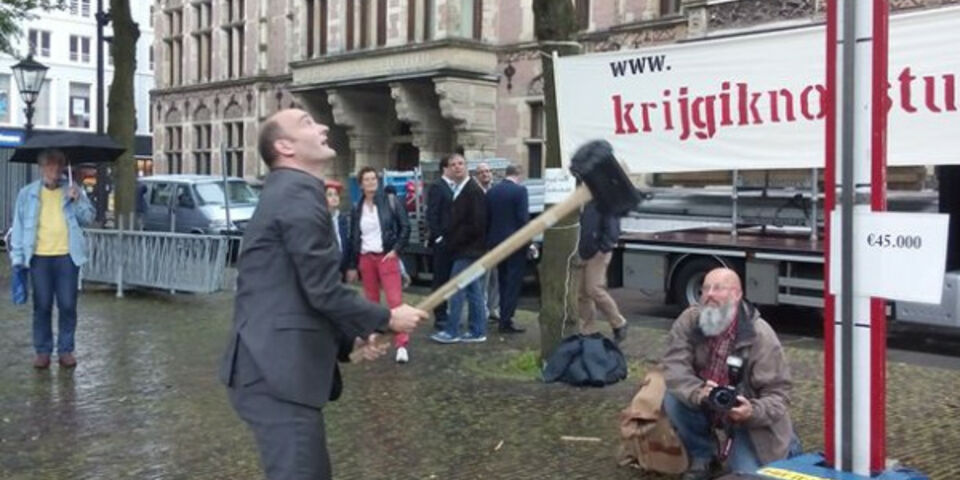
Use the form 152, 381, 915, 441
346, 167, 412, 363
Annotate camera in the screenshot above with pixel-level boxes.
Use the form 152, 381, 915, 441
707, 385, 739, 411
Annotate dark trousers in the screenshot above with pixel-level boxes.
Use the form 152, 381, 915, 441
497, 250, 527, 327
30, 254, 80, 355
431, 242, 453, 328
227, 341, 332, 480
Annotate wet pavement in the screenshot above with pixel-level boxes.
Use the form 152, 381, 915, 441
1, 259, 960, 479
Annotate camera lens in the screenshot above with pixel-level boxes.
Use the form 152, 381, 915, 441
708, 386, 737, 410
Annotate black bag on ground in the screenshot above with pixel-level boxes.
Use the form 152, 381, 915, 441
542, 333, 627, 387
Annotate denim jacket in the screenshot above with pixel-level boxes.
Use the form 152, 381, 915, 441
8, 179, 95, 267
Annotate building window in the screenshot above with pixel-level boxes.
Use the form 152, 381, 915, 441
660, 0, 680, 16
0, 75, 10, 124
193, 124, 212, 174
69, 35, 91, 63
345, 0, 355, 51
81, 0, 91, 17
575, 0, 589, 30
224, 0, 245, 78
526, 101, 545, 179
225, 121, 244, 177
423, 0, 433, 41
359, 0, 370, 49
377, 0, 387, 46
305, 0, 328, 57
193, 0, 212, 82
459, 0, 481, 40
149, 5, 154, 27
34, 80, 51, 126
28, 30, 51, 58
166, 126, 183, 174
149, 46, 155, 71
164, 8, 184, 85
69, 82, 91, 129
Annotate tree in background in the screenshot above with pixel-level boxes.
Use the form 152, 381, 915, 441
533, 0, 582, 361
0, 1, 65, 57
107, 0, 139, 219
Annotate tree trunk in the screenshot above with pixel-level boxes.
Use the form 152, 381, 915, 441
534, 0, 582, 362
107, 0, 139, 218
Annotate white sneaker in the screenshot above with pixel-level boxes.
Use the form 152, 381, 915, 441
395, 347, 409, 364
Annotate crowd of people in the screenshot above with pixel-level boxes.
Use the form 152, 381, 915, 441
7, 109, 801, 480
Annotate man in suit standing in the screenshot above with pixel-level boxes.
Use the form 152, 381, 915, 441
426, 156, 455, 330
484, 164, 528, 334
219, 108, 427, 480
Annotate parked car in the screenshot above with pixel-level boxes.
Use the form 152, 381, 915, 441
138, 175, 259, 235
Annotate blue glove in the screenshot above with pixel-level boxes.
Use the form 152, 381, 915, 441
11, 265, 29, 305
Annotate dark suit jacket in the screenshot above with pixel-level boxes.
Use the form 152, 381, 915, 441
426, 177, 453, 246
448, 178, 487, 259
485, 178, 529, 248
219, 168, 390, 408
333, 210, 351, 273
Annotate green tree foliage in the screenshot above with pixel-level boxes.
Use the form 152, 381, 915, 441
0, 1, 65, 57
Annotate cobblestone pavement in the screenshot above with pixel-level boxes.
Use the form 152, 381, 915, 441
1, 261, 959, 479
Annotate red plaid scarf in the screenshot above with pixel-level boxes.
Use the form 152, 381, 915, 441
699, 310, 739, 386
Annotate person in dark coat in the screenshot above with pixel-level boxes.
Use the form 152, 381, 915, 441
346, 167, 413, 364
219, 109, 427, 480
484, 164, 528, 333
577, 199, 628, 343
323, 179, 351, 276
426, 156, 455, 330
430, 153, 489, 343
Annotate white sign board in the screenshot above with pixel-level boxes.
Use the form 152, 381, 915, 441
829, 211, 949, 304
555, 7, 960, 173
543, 168, 576, 204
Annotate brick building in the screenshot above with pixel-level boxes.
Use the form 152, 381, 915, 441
150, 0, 955, 181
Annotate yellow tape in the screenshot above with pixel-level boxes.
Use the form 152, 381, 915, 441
756, 467, 830, 480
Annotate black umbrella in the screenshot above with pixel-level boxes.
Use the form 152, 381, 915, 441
9, 131, 126, 165
10, 131, 127, 185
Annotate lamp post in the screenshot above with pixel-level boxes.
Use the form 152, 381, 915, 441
11, 54, 49, 138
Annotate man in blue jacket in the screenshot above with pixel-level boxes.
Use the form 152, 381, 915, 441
9, 149, 95, 369
577, 199, 628, 343
484, 164, 528, 333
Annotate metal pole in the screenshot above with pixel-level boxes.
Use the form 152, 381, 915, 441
95, 0, 108, 224
839, 0, 857, 471
23, 102, 35, 138
221, 143, 232, 233
811, 168, 819, 241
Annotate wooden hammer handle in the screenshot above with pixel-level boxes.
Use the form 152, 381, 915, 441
351, 185, 593, 362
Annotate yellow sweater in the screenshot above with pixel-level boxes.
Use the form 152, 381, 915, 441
34, 187, 69, 256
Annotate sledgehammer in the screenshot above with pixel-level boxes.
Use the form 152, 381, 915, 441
351, 140, 640, 361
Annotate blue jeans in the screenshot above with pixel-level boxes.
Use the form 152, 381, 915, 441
30, 255, 80, 355
662, 392, 802, 473
445, 258, 486, 338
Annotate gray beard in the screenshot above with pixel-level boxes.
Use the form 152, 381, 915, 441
698, 301, 737, 337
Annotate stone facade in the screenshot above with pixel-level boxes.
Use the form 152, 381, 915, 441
151, 0, 957, 180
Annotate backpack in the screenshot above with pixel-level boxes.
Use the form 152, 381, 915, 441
618, 367, 689, 474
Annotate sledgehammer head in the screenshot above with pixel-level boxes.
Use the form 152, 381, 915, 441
569, 140, 640, 216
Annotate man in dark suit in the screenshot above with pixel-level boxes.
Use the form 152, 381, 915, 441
219, 108, 426, 480
484, 164, 529, 333
426, 156, 455, 330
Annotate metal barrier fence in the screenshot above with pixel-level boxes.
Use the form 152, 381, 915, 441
82, 228, 231, 294
0, 148, 36, 247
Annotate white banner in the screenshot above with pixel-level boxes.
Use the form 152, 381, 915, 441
556, 7, 960, 173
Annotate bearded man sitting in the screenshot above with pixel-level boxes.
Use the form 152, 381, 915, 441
661, 268, 801, 480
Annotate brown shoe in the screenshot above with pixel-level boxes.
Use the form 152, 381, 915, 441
33, 354, 51, 369
58, 353, 77, 369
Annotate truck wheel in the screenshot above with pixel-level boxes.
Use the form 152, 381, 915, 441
670, 257, 724, 309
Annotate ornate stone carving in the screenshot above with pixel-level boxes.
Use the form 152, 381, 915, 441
433, 77, 498, 159
708, 0, 815, 30
527, 75, 543, 97
583, 23, 686, 53
390, 82, 454, 157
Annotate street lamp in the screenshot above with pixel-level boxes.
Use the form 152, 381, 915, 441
11, 53, 49, 138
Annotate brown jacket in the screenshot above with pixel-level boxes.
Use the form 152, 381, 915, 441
660, 302, 794, 464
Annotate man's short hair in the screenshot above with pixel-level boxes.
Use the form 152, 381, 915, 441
357, 166, 378, 181
258, 118, 284, 167
38, 149, 66, 166
505, 164, 521, 177
439, 154, 455, 170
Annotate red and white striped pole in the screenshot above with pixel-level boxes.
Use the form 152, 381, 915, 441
823, 0, 888, 475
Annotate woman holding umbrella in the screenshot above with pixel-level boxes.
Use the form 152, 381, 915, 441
9, 149, 95, 369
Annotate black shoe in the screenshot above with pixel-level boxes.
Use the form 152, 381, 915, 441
613, 325, 628, 344
498, 324, 525, 334
682, 458, 713, 480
